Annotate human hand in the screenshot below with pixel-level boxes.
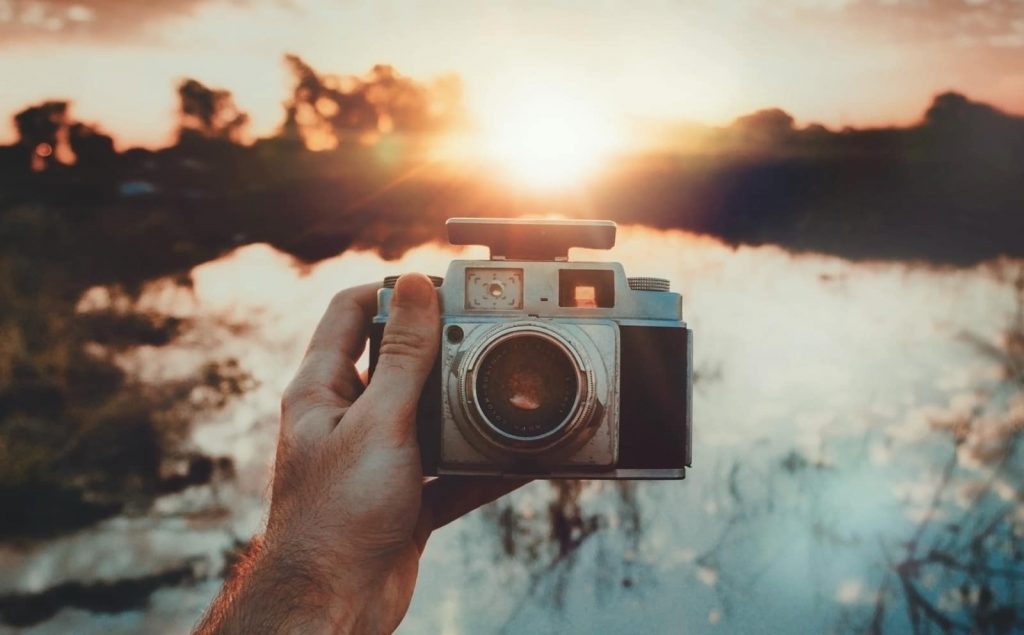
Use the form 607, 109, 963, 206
197, 273, 526, 634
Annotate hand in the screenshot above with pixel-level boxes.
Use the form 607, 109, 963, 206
197, 273, 526, 634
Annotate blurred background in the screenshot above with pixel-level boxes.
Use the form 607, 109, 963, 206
1, 1, 1024, 633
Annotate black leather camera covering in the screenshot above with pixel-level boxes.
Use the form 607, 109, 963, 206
618, 325, 691, 469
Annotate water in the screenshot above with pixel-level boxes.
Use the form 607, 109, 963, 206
1, 226, 1020, 633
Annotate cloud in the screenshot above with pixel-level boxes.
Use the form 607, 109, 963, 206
0, 0, 242, 41
840, 0, 1024, 48
792, 0, 1024, 84
4, 0, 1023, 53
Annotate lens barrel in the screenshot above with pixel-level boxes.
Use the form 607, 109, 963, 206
475, 335, 579, 440
460, 324, 596, 452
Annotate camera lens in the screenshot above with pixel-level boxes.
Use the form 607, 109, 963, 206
475, 335, 579, 440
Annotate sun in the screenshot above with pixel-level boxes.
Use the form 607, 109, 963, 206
477, 87, 622, 190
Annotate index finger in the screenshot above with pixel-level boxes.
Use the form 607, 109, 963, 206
283, 283, 380, 416
307, 283, 380, 364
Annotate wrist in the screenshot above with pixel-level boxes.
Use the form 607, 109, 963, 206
255, 535, 372, 633
200, 536, 371, 635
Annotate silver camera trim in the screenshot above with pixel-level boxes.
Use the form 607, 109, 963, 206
457, 322, 598, 452
372, 218, 690, 479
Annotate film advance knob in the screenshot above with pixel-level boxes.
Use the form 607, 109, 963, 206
627, 277, 671, 292
382, 275, 444, 289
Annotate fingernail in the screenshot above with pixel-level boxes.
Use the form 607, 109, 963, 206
392, 273, 435, 308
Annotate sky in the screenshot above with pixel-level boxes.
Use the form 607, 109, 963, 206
0, 0, 1023, 148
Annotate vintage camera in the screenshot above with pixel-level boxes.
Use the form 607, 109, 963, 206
369, 218, 692, 479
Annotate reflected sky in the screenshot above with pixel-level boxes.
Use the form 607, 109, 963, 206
2, 226, 1017, 633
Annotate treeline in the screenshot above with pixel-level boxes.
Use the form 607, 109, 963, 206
1, 56, 1022, 275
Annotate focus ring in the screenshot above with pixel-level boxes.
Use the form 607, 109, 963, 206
383, 275, 444, 289
627, 276, 671, 292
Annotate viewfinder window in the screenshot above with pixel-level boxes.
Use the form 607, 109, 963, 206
574, 286, 597, 308
559, 269, 614, 308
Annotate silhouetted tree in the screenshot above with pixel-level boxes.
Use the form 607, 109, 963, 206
920, 91, 1024, 168
13, 100, 69, 170
732, 107, 796, 145
282, 54, 464, 149
9, 102, 118, 171
68, 122, 115, 165
177, 78, 249, 143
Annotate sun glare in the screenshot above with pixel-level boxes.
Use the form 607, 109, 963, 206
478, 88, 621, 190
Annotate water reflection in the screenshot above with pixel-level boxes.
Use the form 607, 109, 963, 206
1, 227, 1022, 634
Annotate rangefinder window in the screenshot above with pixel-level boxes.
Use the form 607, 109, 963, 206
559, 269, 614, 308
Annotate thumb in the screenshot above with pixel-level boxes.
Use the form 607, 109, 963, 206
357, 273, 440, 440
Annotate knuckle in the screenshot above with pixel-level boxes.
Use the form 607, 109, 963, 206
280, 378, 325, 417
328, 288, 357, 311
280, 381, 304, 417
324, 287, 368, 323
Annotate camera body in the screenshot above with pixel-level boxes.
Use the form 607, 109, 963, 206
369, 218, 692, 479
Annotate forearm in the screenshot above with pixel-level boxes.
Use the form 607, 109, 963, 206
194, 537, 367, 635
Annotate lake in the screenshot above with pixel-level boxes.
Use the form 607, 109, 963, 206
2, 225, 1020, 634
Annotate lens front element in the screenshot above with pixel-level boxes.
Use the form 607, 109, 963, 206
476, 335, 579, 440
